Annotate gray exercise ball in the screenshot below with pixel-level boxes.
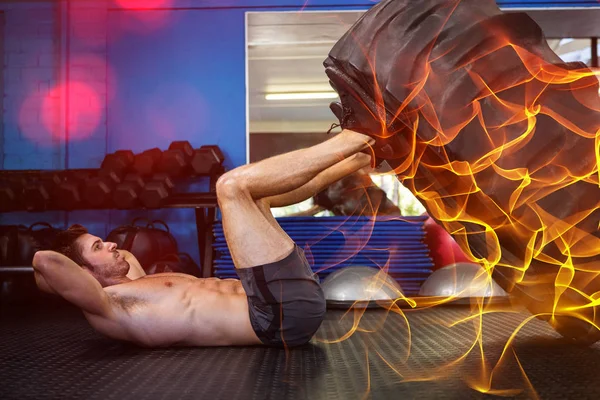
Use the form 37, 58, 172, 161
418, 262, 507, 298
322, 266, 403, 303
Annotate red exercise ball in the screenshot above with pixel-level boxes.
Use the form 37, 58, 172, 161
422, 215, 471, 270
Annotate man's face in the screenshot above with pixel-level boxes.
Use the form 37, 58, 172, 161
77, 234, 130, 285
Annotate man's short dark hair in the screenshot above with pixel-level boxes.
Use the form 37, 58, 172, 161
52, 224, 90, 267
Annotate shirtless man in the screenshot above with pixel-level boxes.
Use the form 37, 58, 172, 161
32, 129, 375, 348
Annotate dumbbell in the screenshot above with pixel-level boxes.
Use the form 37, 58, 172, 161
112, 174, 146, 209
139, 173, 175, 208
82, 150, 134, 207
157, 141, 194, 178
22, 173, 62, 211
191, 145, 225, 175
0, 182, 17, 211
53, 170, 94, 210
83, 170, 123, 207
132, 148, 162, 177
101, 150, 134, 177
0, 176, 25, 212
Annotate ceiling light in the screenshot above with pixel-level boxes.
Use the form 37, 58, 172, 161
265, 92, 339, 100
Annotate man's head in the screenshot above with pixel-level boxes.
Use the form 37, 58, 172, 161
52, 224, 130, 287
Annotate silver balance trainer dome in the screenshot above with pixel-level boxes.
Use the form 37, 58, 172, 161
322, 266, 403, 307
418, 262, 507, 299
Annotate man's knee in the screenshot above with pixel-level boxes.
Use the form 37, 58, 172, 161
216, 169, 248, 203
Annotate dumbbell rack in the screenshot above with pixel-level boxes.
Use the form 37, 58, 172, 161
0, 173, 221, 279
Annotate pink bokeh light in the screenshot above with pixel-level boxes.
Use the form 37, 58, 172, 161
57, 81, 103, 141
68, 4, 107, 48
115, 0, 173, 7
113, 0, 175, 34
19, 81, 102, 146
69, 53, 118, 104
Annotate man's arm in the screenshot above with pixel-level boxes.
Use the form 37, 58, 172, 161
32, 251, 112, 316
34, 271, 57, 295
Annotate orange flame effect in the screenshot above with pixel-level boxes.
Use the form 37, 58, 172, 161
318, 0, 600, 395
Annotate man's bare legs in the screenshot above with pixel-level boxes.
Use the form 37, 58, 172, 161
216, 129, 374, 269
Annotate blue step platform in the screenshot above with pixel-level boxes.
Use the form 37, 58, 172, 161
212, 216, 433, 296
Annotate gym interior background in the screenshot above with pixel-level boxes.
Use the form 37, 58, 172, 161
0, 0, 598, 265
0, 0, 599, 398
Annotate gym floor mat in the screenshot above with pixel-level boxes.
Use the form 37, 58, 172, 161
2, 300, 599, 400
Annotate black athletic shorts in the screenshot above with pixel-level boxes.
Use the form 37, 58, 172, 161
236, 244, 326, 347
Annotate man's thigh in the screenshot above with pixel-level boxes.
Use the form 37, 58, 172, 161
220, 192, 294, 269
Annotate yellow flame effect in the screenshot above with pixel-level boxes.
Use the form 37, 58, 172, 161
313, 1, 600, 395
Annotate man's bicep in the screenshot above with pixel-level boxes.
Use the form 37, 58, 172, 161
60, 277, 111, 316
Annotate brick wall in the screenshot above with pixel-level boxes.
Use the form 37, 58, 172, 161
2, 2, 63, 171
0, 1, 110, 230
66, 0, 108, 169
0, 1, 110, 171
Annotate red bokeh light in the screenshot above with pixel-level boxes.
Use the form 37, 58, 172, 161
69, 54, 118, 104
68, 4, 107, 48
113, 0, 175, 34
54, 81, 102, 141
19, 81, 102, 146
114, 0, 173, 7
